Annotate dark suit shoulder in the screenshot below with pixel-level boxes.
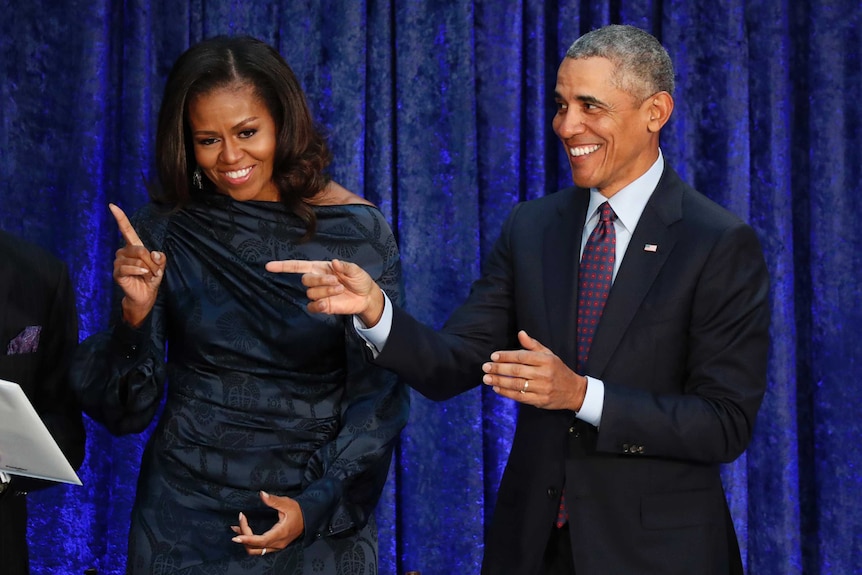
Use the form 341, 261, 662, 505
0, 229, 68, 285
684, 188, 747, 228
518, 186, 580, 212
504, 187, 584, 230
651, 166, 751, 236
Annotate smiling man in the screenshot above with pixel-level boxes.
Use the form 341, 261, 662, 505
269, 24, 771, 575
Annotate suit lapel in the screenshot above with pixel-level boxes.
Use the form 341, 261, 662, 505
542, 188, 589, 367
586, 168, 684, 377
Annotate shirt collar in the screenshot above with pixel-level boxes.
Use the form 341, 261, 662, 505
586, 149, 665, 232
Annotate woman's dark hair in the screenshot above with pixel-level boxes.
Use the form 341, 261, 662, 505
154, 35, 331, 237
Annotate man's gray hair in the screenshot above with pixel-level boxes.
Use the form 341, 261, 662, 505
566, 24, 675, 101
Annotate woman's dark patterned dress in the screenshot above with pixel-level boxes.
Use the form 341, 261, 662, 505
73, 196, 409, 574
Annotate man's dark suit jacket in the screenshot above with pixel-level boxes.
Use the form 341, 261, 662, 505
0, 230, 85, 575
373, 166, 770, 575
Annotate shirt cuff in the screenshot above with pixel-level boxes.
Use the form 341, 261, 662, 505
575, 376, 604, 427
352, 290, 393, 358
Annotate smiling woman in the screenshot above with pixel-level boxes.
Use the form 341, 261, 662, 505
151, 35, 339, 240
188, 85, 280, 202
70, 36, 409, 575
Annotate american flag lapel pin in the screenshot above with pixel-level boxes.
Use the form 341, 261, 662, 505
644, 243, 658, 252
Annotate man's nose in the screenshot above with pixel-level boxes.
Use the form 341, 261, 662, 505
556, 110, 586, 139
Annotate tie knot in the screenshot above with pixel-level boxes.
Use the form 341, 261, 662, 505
598, 202, 616, 223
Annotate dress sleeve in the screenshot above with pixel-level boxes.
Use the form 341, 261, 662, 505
71, 311, 167, 436
70, 206, 169, 436
294, 210, 410, 543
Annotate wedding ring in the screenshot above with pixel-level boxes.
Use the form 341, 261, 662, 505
521, 380, 529, 394
261, 548, 267, 556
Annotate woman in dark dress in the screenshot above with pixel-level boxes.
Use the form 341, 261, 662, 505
72, 36, 408, 575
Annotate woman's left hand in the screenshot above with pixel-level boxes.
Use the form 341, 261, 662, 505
231, 491, 305, 556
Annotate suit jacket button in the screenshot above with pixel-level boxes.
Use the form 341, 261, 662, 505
547, 487, 558, 499
622, 443, 630, 453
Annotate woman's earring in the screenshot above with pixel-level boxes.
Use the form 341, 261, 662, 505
192, 167, 203, 190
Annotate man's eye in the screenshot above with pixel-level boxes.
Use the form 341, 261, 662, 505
556, 102, 568, 111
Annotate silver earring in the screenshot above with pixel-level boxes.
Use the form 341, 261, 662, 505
192, 167, 203, 189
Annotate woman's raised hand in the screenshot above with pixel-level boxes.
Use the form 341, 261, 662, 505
109, 203, 167, 327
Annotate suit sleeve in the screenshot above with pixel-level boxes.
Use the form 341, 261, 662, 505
14, 260, 87, 496
33, 261, 86, 469
374, 205, 520, 401
597, 222, 770, 463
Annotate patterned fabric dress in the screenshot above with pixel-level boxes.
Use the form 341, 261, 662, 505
72, 195, 409, 575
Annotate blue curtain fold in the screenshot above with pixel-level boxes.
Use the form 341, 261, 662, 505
1, 1, 860, 573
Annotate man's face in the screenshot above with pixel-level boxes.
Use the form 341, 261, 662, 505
552, 57, 659, 197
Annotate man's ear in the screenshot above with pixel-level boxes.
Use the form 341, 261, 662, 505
645, 91, 674, 133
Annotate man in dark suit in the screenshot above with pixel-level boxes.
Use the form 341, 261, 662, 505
0, 230, 86, 575
268, 24, 770, 575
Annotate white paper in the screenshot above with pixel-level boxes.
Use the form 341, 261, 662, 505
0, 378, 82, 485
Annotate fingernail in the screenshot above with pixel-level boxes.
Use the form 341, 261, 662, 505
232, 537, 241, 543
152, 252, 161, 261
239, 512, 244, 521
261, 490, 270, 498
482, 363, 491, 372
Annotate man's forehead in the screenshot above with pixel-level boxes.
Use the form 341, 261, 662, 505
555, 57, 616, 94
557, 56, 615, 77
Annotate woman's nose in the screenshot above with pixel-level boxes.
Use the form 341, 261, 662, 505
220, 139, 243, 163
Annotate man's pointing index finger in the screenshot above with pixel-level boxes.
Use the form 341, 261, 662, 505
265, 260, 320, 274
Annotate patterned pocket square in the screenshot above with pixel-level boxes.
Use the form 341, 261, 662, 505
6, 325, 42, 354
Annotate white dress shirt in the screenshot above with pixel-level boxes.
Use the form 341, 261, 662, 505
356, 151, 665, 427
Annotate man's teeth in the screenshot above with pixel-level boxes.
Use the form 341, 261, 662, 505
225, 167, 252, 178
569, 145, 600, 157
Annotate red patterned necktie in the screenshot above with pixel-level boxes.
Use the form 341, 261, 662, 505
557, 201, 617, 528
576, 201, 617, 370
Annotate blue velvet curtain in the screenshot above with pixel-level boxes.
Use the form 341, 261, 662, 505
1, 1, 860, 573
